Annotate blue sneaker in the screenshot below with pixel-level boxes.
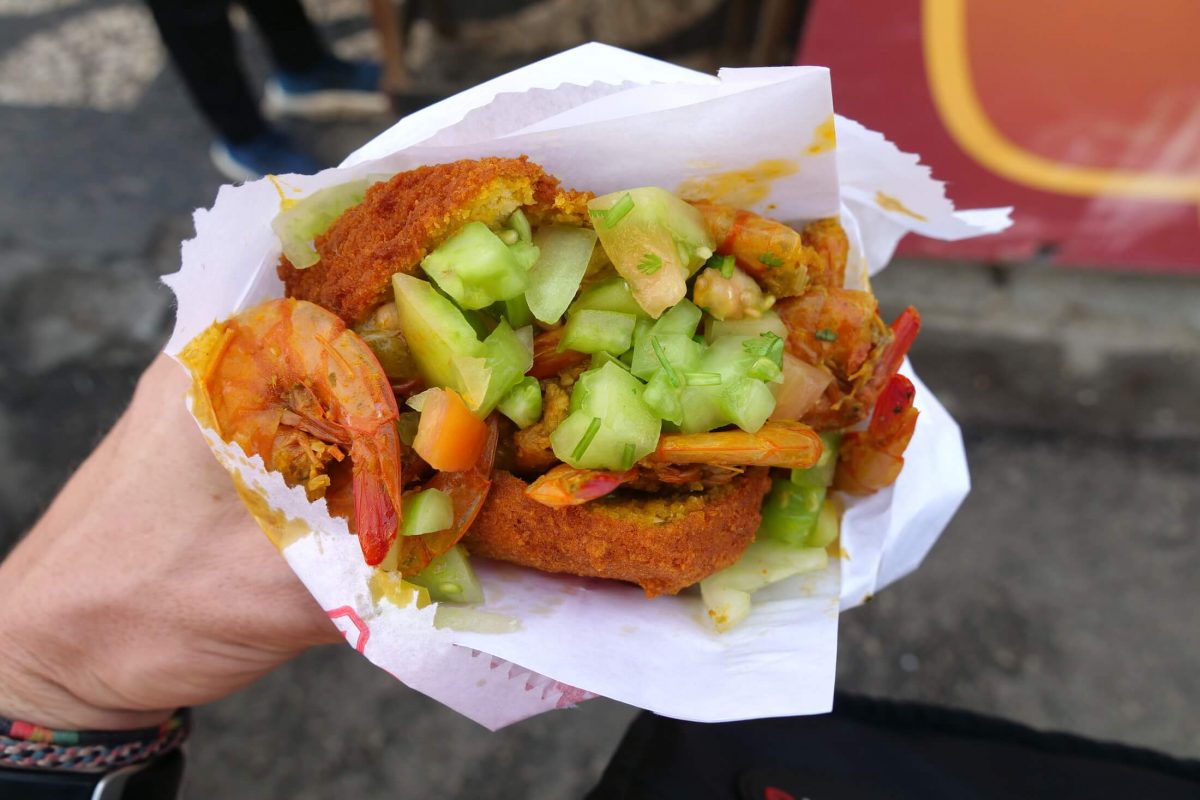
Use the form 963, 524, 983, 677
263, 56, 389, 119
209, 130, 322, 182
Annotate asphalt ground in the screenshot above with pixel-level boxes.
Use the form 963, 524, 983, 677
1, 2, 1197, 797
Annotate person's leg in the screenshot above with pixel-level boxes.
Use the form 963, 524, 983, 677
236, 0, 327, 74
144, 0, 268, 144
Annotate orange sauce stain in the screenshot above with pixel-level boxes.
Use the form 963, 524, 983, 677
369, 569, 431, 609
807, 115, 837, 155
875, 191, 929, 221
267, 175, 300, 210
676, 159, 800, 207
231, 473, 313, 551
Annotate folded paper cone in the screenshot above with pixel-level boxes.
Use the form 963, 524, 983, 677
164, 43, 1009, 730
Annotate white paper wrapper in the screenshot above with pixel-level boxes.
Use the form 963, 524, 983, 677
163, 43, 1010, 730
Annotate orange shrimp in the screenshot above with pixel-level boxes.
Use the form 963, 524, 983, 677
181, 297, 403, 567
528, 326, 590, 380
834, 374, 919, 495
691, 203, 848, 297
647, 420, 823, 469
777, 289, 919, 432
525, 463, 637, 507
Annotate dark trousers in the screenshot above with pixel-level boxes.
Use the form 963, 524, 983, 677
145, 0, 327, 143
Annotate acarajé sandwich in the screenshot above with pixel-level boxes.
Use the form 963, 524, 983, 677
181, 157, 920, 630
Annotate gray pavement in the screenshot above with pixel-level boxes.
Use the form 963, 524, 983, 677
1, 2, 1198, 797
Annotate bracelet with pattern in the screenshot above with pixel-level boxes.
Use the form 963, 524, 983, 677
0, 708, 189, 773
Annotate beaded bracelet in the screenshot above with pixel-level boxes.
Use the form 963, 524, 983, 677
0, 708, 190, 773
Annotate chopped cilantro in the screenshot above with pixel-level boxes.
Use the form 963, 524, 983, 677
604, 193, 635, 229
651, 336, 681, 388
705, 253, 735, 279
758, 252, 784, 268
815, 328, 838, 342
620, 442, 637, 471
572, 416, 603, 461
637, 252, 662, 275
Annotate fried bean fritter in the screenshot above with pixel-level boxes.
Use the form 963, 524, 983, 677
463, 468, 771, 597
279, 157, 590, 326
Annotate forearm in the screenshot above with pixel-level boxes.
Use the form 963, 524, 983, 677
0, 356, 338, 731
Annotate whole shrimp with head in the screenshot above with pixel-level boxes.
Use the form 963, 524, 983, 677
180, 297, 404, 567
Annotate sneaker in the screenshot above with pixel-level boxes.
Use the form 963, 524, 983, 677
263, 56, 389, 119
209, 130, 322, 182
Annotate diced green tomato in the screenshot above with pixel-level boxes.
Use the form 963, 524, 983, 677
392, 273, 486, 391
791, 432, 842, 488
704, 310, 788, 343
700, 539, 829, 631
643, 369, 684, 425
719, 376, 776, 432
433, 606, 519, 633
476, 320, 534, 416
560, 309, 637, 355
400, 488, 454, 537
500, 294, 534, 329
497, 376, 542, 429
588, 188, 715, 318
421, 221, 532, 309
272, 179, 369, 269
409, 545, 485, 604
526, 225, 598, 324
808, 497, 841, 549
550, 362, 661, 469
759, 477, 825, 546
569, 276, 648, 318
507, 208, 532, 243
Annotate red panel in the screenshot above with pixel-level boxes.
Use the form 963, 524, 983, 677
798, 0, 1200, 271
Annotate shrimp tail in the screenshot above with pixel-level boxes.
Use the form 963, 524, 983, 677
833, 374, 919, 495
351, 440, 402, 566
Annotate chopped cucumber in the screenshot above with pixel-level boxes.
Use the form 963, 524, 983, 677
421, 221, 534, 309
500, 294, 535, 329
400, 488, 454, 537
808, 497, 841, 549
369, 569, 431, 608
526, 225, 598, 324
550, 362, 661, 470
392, 273, 486, 391
700, 540, 829, 632
629, 300, 704, 379
507, 208, 532, 243
759, 476, 825, 546
791, 432, 842, 488
409, 545, 485, 604
643, 369, 684, 425
497, 376, 543, 429
560, 309, 637, 355
704, 310, 788, 343
391, 274, 530, 416
587, 187, 714, 318
569, 276, 647, 318
272, 179, 369, 269
477, 320, 534, 416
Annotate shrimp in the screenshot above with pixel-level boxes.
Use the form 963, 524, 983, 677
834, 374, 919, 495
181, 297, 403, 567
777, 289, 919, 432
691, 203, 849, 298
525, 463, 637, 507
647, 420, 823, 469
528, 325, 589, 379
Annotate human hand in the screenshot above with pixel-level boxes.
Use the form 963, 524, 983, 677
0, 355, 340, 730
